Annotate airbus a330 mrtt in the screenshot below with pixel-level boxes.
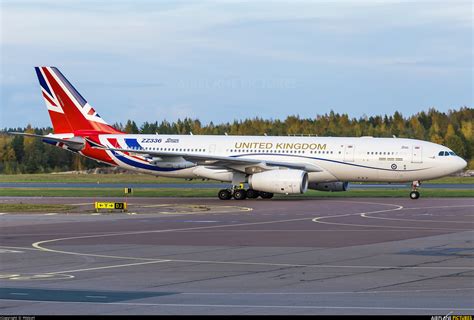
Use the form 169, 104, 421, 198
10, 67, 467, 200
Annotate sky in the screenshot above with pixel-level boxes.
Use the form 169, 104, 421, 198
0, 0, 472, 128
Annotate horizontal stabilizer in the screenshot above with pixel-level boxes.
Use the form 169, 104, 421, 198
8, 132, 85, 151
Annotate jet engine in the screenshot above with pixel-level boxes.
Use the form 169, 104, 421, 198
308, 181, 349, 192
248, 169, 308, 194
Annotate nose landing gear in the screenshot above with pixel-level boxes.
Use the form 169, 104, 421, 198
410, 180, 421, 199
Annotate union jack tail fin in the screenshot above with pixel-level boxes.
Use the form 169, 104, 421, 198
34, 67, 121, 134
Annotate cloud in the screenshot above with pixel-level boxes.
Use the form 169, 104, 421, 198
0, 0, 471, 127
2, 1, 470, 48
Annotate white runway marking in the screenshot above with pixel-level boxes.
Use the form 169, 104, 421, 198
159, 258, 474, 270
312, 204, 474, 231
47, 260, 171, 275
23, 200, 474, 278
0, 249, 24, 253
360, 210, 474, 224
32, 215, 332, 260
0, 273, 75, 281
169, 229, 442, 232
404, 205, 474, 210
1, 298, 473, 311
0, 246, 44, 251
181, 287, 474, 295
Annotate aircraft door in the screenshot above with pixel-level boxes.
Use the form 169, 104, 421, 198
209, 144, 216, 154
344, 145, 355, 162
411, 145, 422, 163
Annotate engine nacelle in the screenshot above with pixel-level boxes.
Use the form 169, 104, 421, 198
308, 181, 349, 192
248, 169, 308, 194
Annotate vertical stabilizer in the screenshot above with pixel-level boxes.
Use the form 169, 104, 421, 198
34, 67, 121, 134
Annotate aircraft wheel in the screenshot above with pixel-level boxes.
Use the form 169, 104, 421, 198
259, 191, 274, 199
233, 189, 247, 200
218, 189, 232, 200
246, 189, 260, 199
409, 191, 420, 200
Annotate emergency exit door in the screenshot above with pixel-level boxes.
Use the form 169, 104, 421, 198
209, 144, 216, 154
411, 145, 422, 163
344, 145, 355, 162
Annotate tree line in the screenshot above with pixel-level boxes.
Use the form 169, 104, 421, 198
1, 107, 472, 174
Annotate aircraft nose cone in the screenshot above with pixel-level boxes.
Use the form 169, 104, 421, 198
458, 157, 468, 171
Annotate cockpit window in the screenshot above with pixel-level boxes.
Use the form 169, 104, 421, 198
438, 150, 456, 156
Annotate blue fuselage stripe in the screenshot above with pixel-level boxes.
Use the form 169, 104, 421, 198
112, 151, 179, 172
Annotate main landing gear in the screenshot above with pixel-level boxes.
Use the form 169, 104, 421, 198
218, 188, 274, 200
410, 180, 421, 200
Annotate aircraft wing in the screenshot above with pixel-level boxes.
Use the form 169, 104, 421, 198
89, 141, 323, 173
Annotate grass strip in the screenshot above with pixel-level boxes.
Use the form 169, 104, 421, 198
0, 203, 76, 212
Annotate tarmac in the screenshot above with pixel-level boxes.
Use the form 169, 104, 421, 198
0, 196, 473, 315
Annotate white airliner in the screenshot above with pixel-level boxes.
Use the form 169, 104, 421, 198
10, 67, 467, 200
